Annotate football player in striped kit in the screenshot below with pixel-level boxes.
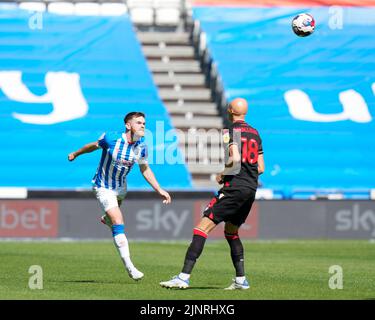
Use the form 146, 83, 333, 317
68, 112, 171, 280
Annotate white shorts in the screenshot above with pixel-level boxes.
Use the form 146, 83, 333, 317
93, 185, 127, 212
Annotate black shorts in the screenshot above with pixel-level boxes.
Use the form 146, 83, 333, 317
202, 184, 256, 226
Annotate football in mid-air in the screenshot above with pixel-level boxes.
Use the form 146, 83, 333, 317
292, 13, 315, 37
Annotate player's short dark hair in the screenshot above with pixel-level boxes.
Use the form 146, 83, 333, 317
124, 112, 145, 124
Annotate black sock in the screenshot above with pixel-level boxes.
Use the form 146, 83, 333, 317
182, 229, 207, 274
225, 232, 245, 277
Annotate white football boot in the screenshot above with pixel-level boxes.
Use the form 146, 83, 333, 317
224, 278, 250, 290
127, 267, 144, 281
160, 276, 190, 289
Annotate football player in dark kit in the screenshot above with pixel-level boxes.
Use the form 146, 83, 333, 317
160, 97, 265, 290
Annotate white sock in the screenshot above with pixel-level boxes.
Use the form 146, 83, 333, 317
236, 276, 246, 283
178, 272, 190, 281
113, 233, 135, 270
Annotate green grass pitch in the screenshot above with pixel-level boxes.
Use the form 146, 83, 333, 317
0, 240, 374, 300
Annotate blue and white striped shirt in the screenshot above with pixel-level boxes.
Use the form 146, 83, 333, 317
92, 132, 147, 190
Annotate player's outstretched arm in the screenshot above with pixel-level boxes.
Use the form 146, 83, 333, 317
139, 163, 171, 204
68, 141, 100, 161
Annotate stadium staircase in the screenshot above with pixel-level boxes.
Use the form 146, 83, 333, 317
134, 5, 225, 189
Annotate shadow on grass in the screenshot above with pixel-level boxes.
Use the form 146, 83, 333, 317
64, 280, 97, 283
159, 286, 222, 290
186, 286, 223, 290
54, 279, 141, 285
55, 281, 225, 290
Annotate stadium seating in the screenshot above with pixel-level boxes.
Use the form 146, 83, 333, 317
0, 7, 192, 190
192, 6, 375, 197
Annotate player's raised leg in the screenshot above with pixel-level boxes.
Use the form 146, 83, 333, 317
224, 222, 249, 290
106, 206, 144, 281
160, 217, 216, 289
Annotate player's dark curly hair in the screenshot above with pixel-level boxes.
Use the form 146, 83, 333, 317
124, 112, 145, 124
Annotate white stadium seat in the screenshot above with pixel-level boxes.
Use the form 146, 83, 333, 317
75, 3, 101, 16
48, 2, 75, 15
155, 8, 180, 26
153, 0, 181, 9
100, 3, 128, 16
127, 0, 154, 9
153, 0, 181, 26
19, 2, 46, 12
130, 8, 154, 25
127, 0, 154, 25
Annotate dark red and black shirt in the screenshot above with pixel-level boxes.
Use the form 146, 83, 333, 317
223, 120, 263, 190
